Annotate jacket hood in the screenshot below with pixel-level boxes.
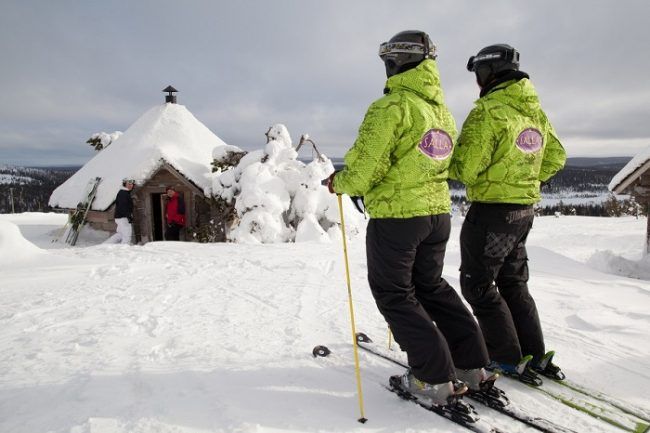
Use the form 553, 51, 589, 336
484, 78, 541, 116
385, 59, 445, 105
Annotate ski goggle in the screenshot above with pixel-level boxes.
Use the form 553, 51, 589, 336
378, 41, 437, 60
467, 47, 519, 71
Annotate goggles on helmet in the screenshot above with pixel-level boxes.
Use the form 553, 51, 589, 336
378, 41, 437, 60
467, 47, 519, 71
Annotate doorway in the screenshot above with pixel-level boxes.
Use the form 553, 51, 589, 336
150, 193, 165, 241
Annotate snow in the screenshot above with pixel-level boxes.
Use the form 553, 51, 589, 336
49, 103, 240, 211
1, 212, 649, 433
88, 131, 123, 150
212, 124, 363, 243
0, 220, 46, 263
539, 193, 612, 207
0, 174, 36, 185
452, 189, 617, 207
609, 143, 650, 191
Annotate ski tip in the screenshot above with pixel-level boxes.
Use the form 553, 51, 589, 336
312, 345, 331, 358
355, 332, 372, 344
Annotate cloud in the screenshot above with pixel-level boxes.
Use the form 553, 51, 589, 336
1, 0, 649, 166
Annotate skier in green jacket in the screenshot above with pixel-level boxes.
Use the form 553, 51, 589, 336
327, 30, 492, 406
450, 44, 567, 385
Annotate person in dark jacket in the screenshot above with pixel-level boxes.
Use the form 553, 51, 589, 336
105, 178, 135, 244
164, 186, 185, 241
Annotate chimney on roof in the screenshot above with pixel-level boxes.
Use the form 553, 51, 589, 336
163, 85, 178, 104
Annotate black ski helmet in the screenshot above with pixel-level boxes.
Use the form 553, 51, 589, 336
466, 44, 520, 87
379, 30, 437, 78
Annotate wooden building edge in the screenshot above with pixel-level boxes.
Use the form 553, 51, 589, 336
610, 159, 650, 253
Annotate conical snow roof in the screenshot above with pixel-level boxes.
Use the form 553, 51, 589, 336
49, 103, 240, 211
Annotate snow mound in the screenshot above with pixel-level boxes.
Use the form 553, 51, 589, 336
0, 212, 67, 225
0, 220, 46, 265
588, 250, 650, 281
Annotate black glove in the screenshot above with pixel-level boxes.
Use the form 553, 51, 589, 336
322, 171, 338, 194
350, 196, 366, 214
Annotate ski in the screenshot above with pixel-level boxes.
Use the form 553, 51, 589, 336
312, 342, 503, 433
529, 353, 650, 424
386, 376, 505, 433
65, 176, 102, 246
465, 382, 576, 433
517, 375, 650, 433
490, 364, 650, 433
550, 378, 650, 426
355, 332, 577, 433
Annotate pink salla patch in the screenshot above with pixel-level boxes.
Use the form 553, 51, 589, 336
418, 129, 453, 160
516, 128, 543, 153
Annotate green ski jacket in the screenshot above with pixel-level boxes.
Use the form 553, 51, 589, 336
332, 59, 457, 218
449, 78, 566, 204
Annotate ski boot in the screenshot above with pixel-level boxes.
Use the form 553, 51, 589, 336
487, 355, 543, 386
455, 367, 498, 392
395, 369, 468, 406
456, 367, 509, 409
389, 372, 480, 426
532, 351, 566, 380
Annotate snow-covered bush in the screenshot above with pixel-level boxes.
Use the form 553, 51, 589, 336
211, 145, 248, 173
87, 131, 122, 151
211, 124, 363, 243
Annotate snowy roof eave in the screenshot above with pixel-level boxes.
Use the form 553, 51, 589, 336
50, 157, 211, 213
102, 159, 209, 212
156, 159, 210, 196
609, 159, 650, 194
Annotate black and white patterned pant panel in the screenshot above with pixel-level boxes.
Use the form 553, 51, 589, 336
484, 231, 518, 259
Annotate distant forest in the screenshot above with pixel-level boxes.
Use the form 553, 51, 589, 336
0, 157, 646, 217
448, 159, 646, 217
0, 166, 77, 214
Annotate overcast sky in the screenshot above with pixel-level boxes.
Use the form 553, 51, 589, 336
1, 0, 649, 166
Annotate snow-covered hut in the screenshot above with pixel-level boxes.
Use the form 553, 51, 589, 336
609, 145, 650, 252
49, 89, 241, 243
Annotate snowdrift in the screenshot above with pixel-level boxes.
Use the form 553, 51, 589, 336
0, 220, 47, 265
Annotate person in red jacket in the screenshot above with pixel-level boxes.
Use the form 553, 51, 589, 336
164, 186, 185, 241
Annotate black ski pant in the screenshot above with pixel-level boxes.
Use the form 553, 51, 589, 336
366, 215, 489, 385
165, 223, 182, 241
459, 203, 545, 365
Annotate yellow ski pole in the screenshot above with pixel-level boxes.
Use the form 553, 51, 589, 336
337, 194, 367, 423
